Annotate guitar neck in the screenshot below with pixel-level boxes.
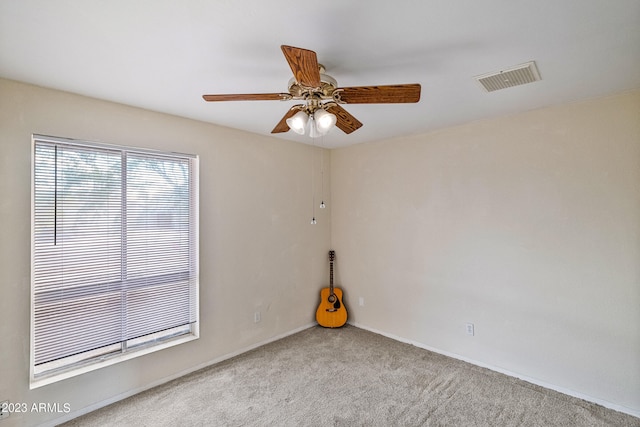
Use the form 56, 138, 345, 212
329, 260, 334, 293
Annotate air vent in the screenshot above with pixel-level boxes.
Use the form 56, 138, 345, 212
475, 61, 541, 92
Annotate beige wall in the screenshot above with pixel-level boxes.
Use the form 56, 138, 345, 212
0, 78, 331, 426
331, 91, 640, 415
1, 78, 639, 424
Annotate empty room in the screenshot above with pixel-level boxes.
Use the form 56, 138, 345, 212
0, 1, 639, 426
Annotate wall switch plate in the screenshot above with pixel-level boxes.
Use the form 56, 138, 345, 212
254, 311, 261, 323
0, 401, 10, 420
466, 323, 475, 336
359, 297, 365, 306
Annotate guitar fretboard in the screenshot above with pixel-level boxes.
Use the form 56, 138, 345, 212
329, 260, 334, 293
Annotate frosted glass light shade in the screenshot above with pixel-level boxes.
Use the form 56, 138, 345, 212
309, 118, 320, 138
314, 109, 337, 135
286, 111, 309, 135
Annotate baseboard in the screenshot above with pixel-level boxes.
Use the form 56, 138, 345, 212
349, 321, 640, 419
44, 322, 317, 427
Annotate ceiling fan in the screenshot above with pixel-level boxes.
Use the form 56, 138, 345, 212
203, 45, 421, 137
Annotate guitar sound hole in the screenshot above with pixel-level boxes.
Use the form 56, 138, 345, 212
328, 294, 337, 303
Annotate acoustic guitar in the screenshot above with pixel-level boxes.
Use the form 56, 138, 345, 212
316, 250, 347, 328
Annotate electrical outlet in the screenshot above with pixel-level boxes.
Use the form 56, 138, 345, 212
465, 323, 475, 336
254, 311, 261, 323
0, 400, 10, 420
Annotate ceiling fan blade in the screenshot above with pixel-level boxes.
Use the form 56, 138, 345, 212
271, 105, 304, 134
203, 93, 289, 102
326, 104, 363, 134
281, 45, 321, 88
336, 84, 421, 104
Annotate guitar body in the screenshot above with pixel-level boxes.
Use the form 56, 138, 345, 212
316, 250, 347, 328
316, 287, 347, 328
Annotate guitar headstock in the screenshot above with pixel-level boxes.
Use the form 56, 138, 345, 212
328, 250, 335, 262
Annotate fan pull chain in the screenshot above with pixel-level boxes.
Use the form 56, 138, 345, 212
310, 136, 316, 224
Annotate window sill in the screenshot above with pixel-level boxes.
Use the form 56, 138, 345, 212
30, 333, 199, 389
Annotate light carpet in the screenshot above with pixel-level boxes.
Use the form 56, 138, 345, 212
61, 325, 640, 426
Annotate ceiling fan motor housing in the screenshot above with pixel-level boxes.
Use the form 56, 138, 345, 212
287, 70, 338, 100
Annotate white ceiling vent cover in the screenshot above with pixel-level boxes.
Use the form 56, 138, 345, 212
475, 61, 541, 92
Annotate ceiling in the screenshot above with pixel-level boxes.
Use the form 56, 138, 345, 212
1, 1, 639, 148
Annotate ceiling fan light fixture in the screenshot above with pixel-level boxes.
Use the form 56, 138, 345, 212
203, 45, 421, 137
314, 108, 337, 135
286, 110, 309, 134
309, 118, 320, 138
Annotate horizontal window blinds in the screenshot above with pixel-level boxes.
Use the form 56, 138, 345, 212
32, 137, 198, 373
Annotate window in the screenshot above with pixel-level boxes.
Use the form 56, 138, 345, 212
31, 135, 199, 386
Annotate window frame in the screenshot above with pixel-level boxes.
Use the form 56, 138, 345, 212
30, 134, 199, 388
